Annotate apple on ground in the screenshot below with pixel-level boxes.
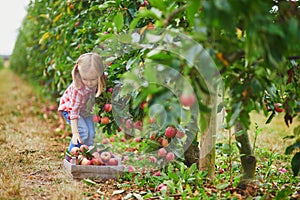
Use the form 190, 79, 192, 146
154, 171, 161, 176
157, 183, 167, 192
110, 137, 115, 142
134, 137, 141, 142
128, 165, 135, 172
121, 137, 126, 142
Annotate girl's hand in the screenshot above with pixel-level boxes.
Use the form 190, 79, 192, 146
71, 132, 82, 145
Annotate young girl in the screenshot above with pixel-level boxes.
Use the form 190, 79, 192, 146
58, 52, 106, 151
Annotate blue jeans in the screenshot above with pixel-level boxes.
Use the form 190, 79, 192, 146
61, 111, 96, 151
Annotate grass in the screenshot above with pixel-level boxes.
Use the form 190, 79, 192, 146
0, 68, 299, 199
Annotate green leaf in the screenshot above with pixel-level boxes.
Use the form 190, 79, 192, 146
186, 1, 201, 27
114, 12, 124, 32
82, 178, 96, 186
148, 0, 166, 11
291, 152, 300, 176
216, 183, 230, 190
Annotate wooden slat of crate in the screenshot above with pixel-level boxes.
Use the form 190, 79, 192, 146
63, 158, 123, 180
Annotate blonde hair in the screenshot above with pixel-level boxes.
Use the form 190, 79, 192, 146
71, 52, 106, 97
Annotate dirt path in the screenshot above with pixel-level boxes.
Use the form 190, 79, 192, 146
0, 69, 89, 199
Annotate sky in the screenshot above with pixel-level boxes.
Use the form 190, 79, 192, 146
0, 0, 30, 55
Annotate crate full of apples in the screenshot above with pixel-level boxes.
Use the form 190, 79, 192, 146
63, 143, 124, 180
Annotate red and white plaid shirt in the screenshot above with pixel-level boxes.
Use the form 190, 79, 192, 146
58, 82, 96, 119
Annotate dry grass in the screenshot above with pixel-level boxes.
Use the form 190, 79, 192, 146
0, 69, 87, 199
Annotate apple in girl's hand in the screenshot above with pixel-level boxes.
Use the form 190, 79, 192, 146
80, 144, 89, 153
107, 158, 118, 166
81, 157, 92, 165
70, 147, 80, 157
100, 151, 111, 162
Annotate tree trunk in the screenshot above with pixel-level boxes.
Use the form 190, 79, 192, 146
198, 92, 218, 179
235, 121, 257, 186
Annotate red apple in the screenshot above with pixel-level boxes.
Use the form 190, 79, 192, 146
154, 171, 161, 176
121, 138, 126, 142
140, 101, 147, 109
91, 157, 104, 165
107, 88, 113, 93
70, 147, 80, 157
180, 93, 196, 107
75, 21, 80, 27
176, 130, 185, 139
100, 151, 111, 162
126, 119, 133, 129
102, 137, 110, 144
128, 165, 135, 172
166, 152, 175, 162
103, 103, 112, 112
134, 137, 141, 142
107, 158, 118, 166
134, 121, 143, 131
160, 138, 169, 147
81, 157, 92, 165
157, 183, 167, 192
101, 116, 110, 124
92, 151, 100, 158
275, 103, 284, 113
165, 126, 176, 138
110, 137, 115, 142
148, 117, 156, 124
149, 156, 157, 163
158, 148, 167, 157
93, 115, 101, 123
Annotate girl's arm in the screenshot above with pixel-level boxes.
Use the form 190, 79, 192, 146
70, 119, 82, 145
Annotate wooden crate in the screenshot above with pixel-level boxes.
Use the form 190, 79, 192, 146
63, 157, 124, 180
